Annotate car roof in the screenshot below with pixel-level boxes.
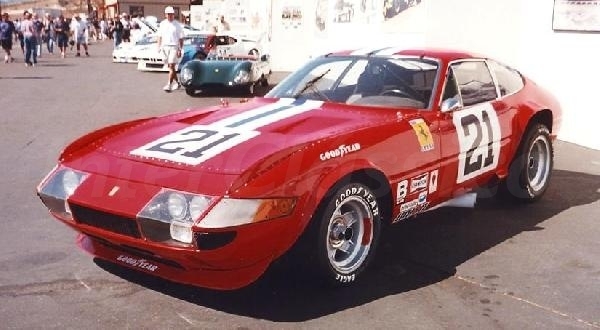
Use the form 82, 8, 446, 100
329, 47, 485, 62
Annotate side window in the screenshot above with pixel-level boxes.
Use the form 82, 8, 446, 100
451, 61, 497, 107
487, 60, 524, 96
442, 68, 459, 103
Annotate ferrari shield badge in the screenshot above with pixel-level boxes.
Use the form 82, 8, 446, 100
409, 118, 434, 152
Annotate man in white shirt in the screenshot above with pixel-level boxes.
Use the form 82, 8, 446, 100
71, 15, 89, 56
157, 6, 183, 92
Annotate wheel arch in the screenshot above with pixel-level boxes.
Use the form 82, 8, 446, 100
529, 109, 553, 133
306, 166, 394, 233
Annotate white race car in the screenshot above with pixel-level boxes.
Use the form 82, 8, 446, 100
136, 32, 265, 72
112, 35, 158, 63
112, 23, 206, 64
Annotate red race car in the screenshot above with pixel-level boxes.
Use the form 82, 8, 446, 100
37, 47, 561, 290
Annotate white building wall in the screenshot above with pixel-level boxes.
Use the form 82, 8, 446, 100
267, 0, 600, 149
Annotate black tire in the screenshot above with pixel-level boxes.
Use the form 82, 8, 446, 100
500, 123, 553, 202
310, 183, 382, 286
185, 88, 196, 96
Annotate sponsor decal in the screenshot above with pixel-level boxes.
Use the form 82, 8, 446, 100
400, 199, 418, 212
418, 191, 427, 205
396, 179, 408, 204
320, 143, 361, 161
130, 98, 323, 165
116, 255, 158, 272
393, 201, 430, 223
409, 118, 435, 152
410, 173, 429, 192
429, 169, 439, 194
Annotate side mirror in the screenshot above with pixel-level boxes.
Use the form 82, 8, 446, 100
441, 97, 461, 112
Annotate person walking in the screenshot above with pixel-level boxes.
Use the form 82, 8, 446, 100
0, 13, 16, 63
44, 13, 55, 54
110, 15, 123, 48
54, 15, 69, 58
32, 13, 44, 57
71, 15, 89, 56
156, 6, 183, 92
20, 11, 37, 66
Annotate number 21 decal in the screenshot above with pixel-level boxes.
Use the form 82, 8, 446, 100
130, 125, 259, 166
453, 103, 501, 183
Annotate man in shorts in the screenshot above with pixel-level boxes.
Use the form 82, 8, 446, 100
71, 15, 89, 56
54, 15, 69, 58
0, 13, 16, 63
157, 6, 183, 92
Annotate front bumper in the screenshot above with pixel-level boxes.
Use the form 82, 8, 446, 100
40, 171, 302, 290
77, 233, 271, 290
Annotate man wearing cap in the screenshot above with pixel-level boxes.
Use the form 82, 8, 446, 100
157, 6, 183, 92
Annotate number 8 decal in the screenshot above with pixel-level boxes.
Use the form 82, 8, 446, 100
453, 103, 502, 183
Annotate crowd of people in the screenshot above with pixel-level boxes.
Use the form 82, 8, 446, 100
0, 10, 147, 66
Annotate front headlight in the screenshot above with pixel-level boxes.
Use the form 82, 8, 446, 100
232, 70, 250, 84
37, 166, 88, 220
199, 197, 297, 229
138, 189, 214, 244
181, 67, 193, 83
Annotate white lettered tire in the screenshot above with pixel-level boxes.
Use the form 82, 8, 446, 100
314, 183, 382, 285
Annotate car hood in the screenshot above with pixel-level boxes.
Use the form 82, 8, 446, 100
66, 98, 394, 177
193, 59, 252, 82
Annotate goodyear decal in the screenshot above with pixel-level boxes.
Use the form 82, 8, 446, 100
409, 118, 434, 152
130, 98, 323, 165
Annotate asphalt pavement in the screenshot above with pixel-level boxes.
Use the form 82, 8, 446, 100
1, 40, 599, 329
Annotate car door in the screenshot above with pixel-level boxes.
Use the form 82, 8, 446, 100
436, 60, 504, 197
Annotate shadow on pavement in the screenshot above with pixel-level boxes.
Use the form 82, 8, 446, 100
0, 76, 52, 79
95, 169, 600, 321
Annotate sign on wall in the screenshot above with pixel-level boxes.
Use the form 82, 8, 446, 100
553, 0, 600, 32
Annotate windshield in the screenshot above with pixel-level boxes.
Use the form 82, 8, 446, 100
267, 55, 440, 109
183, 36, 207, 46
136, 35, 157, 45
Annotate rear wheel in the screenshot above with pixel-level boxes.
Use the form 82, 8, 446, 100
500, 123, 553, 202
313, 183, 382, 285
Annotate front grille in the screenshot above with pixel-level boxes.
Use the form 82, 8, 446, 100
70, 203, 141, 238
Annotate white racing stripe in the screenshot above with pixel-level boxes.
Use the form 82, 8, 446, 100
374, 46, 407, 55
211, 97, 296, 128
350, 47, 387, 55
130, 98, 323, 165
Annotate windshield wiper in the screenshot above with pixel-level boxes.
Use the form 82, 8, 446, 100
293, 69, 331, 98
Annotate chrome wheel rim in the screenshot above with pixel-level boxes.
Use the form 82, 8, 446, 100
527, 135, 551, 192
326, 196, 374, 274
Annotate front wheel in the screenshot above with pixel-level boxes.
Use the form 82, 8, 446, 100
500, 123, 553, 202
185, 88, 196, 96
314, 183, 381, 285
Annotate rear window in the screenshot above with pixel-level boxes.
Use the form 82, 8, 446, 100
488, 60, 524, 96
